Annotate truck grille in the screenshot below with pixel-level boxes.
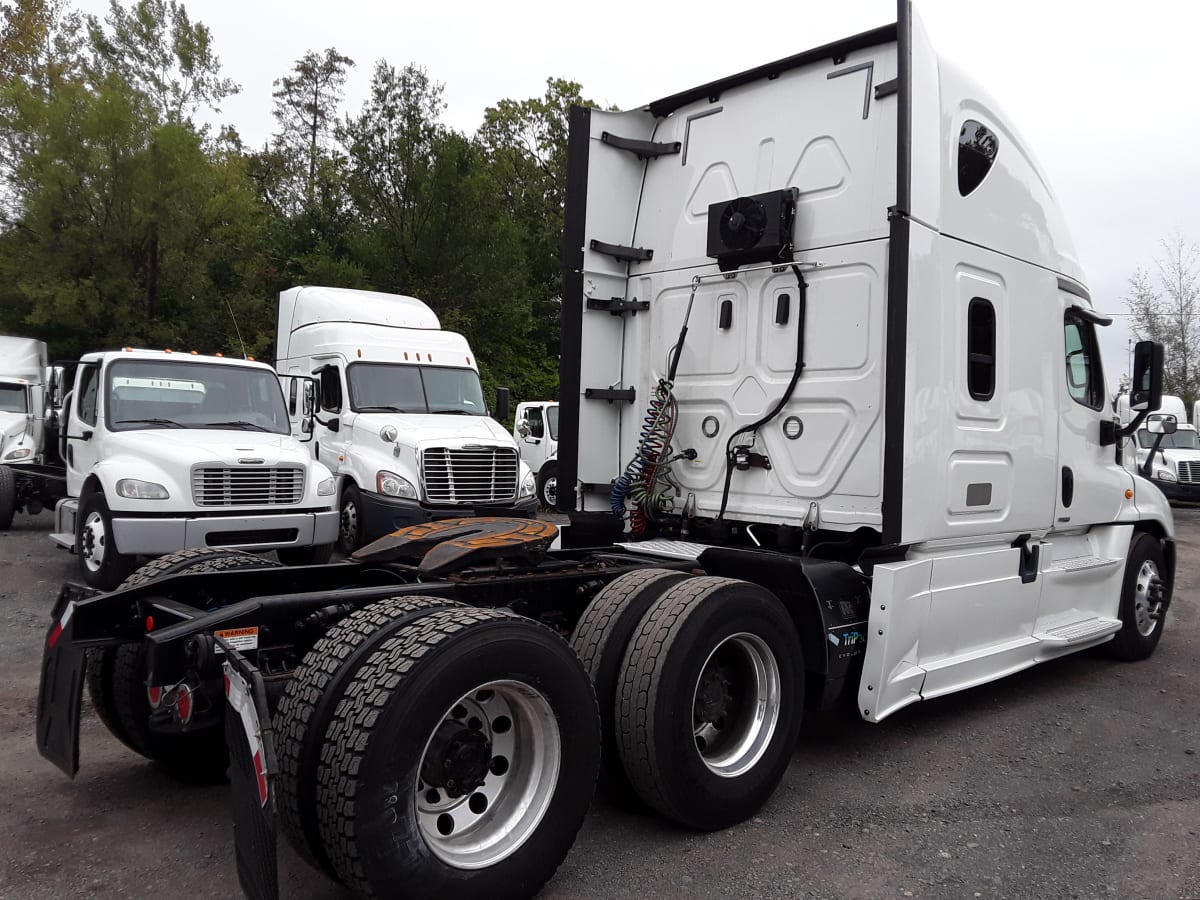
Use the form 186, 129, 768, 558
1178, 461, 1200, 483
422, 447, 519, 504
191, 466, 305, 506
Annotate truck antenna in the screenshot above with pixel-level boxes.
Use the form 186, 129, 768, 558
225, 299, 249, 359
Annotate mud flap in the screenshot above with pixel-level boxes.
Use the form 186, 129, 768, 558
222, 641, 280, 900
36, 590, 87, 777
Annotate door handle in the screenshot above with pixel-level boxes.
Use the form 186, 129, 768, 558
70, 431, 92, 442
1061, 466, 1074, 508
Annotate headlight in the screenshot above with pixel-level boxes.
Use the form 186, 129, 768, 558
1154, 468, 1178, 483
116, 478, 169, 500
3, 447, 31, 460
317, 477, 336, 496
380, 425, 398, 443
520, 471, 536, 498
377, 470, 417, 499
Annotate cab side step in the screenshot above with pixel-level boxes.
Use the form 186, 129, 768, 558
1034, 616, 1121, 646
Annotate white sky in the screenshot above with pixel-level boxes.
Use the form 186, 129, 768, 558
77, 0, 1200, 386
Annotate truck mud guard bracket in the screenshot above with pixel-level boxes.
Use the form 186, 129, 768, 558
600, 130, 681, 160
589, 239, 653, 263
584, 387, 637, 404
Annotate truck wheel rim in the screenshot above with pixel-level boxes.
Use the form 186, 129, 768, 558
543, 476, 557, 507
415, 679, 561, 869
81, 510, 106, 572
691, 632, 781, 778
1133, 560, 1162, 637
340, 499, 358, 547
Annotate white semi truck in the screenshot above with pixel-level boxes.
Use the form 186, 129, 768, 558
513, 400, 559, 507
37, 7, 1177, 900
1117, 394, 1200, 501
275, 286, 538, 553
45, 348, 339, 588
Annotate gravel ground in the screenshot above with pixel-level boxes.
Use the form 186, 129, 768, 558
1, 510, 1197, 900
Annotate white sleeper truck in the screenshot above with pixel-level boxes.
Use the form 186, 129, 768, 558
35, 7, 1177, 900
276, 286, 537, 554
49, 348, 338, 588
513, 400, 559, 507
0, 335, 68, 527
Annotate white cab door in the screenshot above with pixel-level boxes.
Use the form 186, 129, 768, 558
64, 362, 102, 496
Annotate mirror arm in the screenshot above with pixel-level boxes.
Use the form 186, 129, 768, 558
1118, 409, 1149, 440
1141, 431, 1167, 478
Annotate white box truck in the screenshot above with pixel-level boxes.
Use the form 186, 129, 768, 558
275, 286, 538, 553
36, 7, 1179, 900
0, 335, 68, 527
513, 399, 559, 507
47, 348, 338, 588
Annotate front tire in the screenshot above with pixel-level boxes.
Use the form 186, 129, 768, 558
338, 483, 364, 555
536, 462, 558, 510
1108, 532, 1170, 661
615, 576, 803, 831
77, 491, 135, 590
316, 608, 601, 900
0, 465, 15, 530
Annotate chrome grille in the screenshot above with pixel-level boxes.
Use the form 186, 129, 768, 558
191, 466, 305, 506
421, 447, 519, 504
1178, 460, 1200, 483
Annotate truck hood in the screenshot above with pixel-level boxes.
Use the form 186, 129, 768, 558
350, 412, 516, 449
1145, 448, 1200, 467
0, 411, 27, 439
103, 428, 311, 467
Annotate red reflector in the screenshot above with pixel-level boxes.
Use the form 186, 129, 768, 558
147, 685, 163, 708
253, 750, 268, 805
176, 685, 193, 724
223, 673, 231, 696
47, 622, 63, 648
145, 615, 155, 632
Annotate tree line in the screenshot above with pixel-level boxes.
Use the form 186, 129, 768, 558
0, 0, 591, 405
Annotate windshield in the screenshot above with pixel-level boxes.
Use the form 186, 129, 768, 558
1138, 428, 1200, 450
106, 359, 290, 434
347, 363, 487, 415
547, 405, 559, 441
0, 383, 26, 413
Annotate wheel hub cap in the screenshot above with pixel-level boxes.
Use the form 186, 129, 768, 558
1133, 560, 1163, 637
82, 512, 106, 571
421, 722, 492, 798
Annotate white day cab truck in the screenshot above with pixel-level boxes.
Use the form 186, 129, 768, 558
36, 6, 1176, 900
275, 286, 537, 554
43, 348, 338, 589
1117, 393, 1200, 502
0, 335, 68, 528
513, 399, 559, 507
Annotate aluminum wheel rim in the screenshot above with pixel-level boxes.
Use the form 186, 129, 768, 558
1133, 559, 1162, 637
691, 632, 781, 778
415, 679, 561, 869
340, 498, 358, 548
543, 476, 557, 507
81, 511, 106, 573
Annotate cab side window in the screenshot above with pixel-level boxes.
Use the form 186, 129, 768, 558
1064, 312, 1104, 410
77, 364, 99, 426
526, 407, 544, 439
318, 366, 342, 413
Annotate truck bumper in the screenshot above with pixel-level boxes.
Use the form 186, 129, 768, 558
1151, 479, 1200, 503
111, 510, 339, 555
359, 492, 539, 543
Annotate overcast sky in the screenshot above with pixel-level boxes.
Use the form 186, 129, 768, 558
76, 0, 1200, 386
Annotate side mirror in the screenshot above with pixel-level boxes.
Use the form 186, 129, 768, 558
1130, 341, 1164, 412
516, 420, 531, 438
302, 379, 316, 416
45, 365, 65, 410
495, 387, 510, 423
1146, 414, 1178, 435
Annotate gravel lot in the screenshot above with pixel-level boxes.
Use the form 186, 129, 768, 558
1, 510, 1197, 900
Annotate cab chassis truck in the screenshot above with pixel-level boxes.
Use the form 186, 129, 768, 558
36, 6, 1177, 900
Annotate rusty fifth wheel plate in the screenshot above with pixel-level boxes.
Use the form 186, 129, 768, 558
352, 517, 559, 575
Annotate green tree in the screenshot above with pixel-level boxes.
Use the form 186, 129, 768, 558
1124, 234, 1200, 413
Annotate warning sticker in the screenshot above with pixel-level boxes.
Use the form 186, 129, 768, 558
214, 626, 259, 653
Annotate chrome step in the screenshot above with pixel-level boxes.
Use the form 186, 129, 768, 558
615, 539, 716, 561
1035, 616, 1121, 646
49, 532, 75, 551
1045, 555, 1122, 573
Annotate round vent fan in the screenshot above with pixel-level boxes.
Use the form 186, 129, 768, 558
718, 197, 767, 250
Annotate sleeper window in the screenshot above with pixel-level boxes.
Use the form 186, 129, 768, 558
967, 298, 996, 400
1064, 312, 1104, 410
958, 119, 998, 196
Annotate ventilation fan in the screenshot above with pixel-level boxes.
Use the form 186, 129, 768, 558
706, 188, 799, 272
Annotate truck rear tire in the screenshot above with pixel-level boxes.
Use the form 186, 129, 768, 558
84, 549, 282, 778
536, 462, 558, 510
338, 483, 364, 555
570, 568, 691, 796
77, 491, 136, 590
276, 594, 464, 880
0, 465, 15, 530
316, 607, 601, 900
276, 543, 334, 566
1107, 532, 1170, 661
615, 576, 803, 831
